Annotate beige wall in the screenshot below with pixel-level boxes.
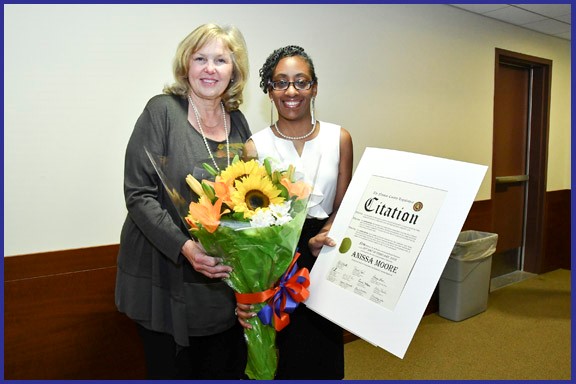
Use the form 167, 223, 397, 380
4, 4, 570, 256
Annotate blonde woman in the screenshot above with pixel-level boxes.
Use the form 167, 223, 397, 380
116, 24, 250, 379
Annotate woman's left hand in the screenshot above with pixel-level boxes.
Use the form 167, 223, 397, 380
236, 303, 256, 329
181, 239, 232, 279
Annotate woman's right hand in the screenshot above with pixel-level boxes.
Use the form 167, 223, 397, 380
308, 232, 337, 257
236, 302, 256, 329
181, 239, 232, 279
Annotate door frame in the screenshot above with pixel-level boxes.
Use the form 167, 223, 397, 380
492, 48, 552, 274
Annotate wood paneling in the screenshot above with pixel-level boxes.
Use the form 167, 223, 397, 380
461, 199, 493, 232
542, 189, 571, 272
4, 244, 119, 281
4, 245, 146, 380
3, 192, 569, 378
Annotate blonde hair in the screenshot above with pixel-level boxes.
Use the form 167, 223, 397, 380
163, 23, 249, 111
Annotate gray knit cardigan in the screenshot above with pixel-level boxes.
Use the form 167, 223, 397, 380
115, 94, 251, 346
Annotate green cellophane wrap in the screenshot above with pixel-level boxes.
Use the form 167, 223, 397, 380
193, 197, 308, 380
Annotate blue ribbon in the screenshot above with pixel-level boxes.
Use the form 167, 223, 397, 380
256, 252, 310, 331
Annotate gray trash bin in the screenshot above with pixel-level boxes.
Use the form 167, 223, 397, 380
439, 230, 498, 321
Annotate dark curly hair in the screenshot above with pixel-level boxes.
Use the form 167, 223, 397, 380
258, 45, 318, 94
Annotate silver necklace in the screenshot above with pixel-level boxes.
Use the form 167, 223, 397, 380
274, 120, 317, 140
187, 95, 230, 172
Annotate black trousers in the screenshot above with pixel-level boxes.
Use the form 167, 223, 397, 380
137, 322, 247, 380
274, 218, 345, 379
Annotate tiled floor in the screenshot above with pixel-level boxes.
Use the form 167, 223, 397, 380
490, 270, 537, 292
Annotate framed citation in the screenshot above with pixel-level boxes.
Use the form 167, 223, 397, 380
306, 147, 488, 358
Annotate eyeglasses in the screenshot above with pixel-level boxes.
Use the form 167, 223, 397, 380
268, 79, 315, 91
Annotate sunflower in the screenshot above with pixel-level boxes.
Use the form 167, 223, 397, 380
217, 159, 268, 185
231, 174, 285, 218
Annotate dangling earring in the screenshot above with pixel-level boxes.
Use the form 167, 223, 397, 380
270, 99, 274, 126
311, 97, 316, 125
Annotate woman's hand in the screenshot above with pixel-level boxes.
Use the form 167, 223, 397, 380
236, 302, 256, 329
308, 232, 337, 257
181, 239, 232, 279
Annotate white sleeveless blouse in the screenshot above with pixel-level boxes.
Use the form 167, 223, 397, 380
250, 121, 341, 219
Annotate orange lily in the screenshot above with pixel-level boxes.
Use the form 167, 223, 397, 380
280, 177, 312, 200
185, 196, 229, 233
213, 178, 234, 208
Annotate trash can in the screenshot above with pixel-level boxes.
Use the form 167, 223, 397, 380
439, 230, 498, 321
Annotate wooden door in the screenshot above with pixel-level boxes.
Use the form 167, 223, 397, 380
492, 63, 529, 276
491, 49, 552, 276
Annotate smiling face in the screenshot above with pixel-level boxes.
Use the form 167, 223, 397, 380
270, 56, 318, 123
187, 38, 234, 101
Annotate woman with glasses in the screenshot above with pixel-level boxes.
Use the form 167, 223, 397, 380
238, 45, 353, 379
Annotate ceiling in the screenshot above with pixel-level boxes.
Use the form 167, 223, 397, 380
450, 4, 571, 41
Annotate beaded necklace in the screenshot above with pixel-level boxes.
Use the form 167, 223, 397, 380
187, 95, 230, 172
273, 120, 317, 140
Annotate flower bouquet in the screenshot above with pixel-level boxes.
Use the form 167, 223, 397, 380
184, 156, 317, 380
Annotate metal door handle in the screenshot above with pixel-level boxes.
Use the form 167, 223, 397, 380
495, 175, 529, 184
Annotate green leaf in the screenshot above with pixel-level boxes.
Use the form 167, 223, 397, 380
263, 158, 272, 176
202, 162, 219, 176
201, 182, 215, 200
278, 183, 289, 199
